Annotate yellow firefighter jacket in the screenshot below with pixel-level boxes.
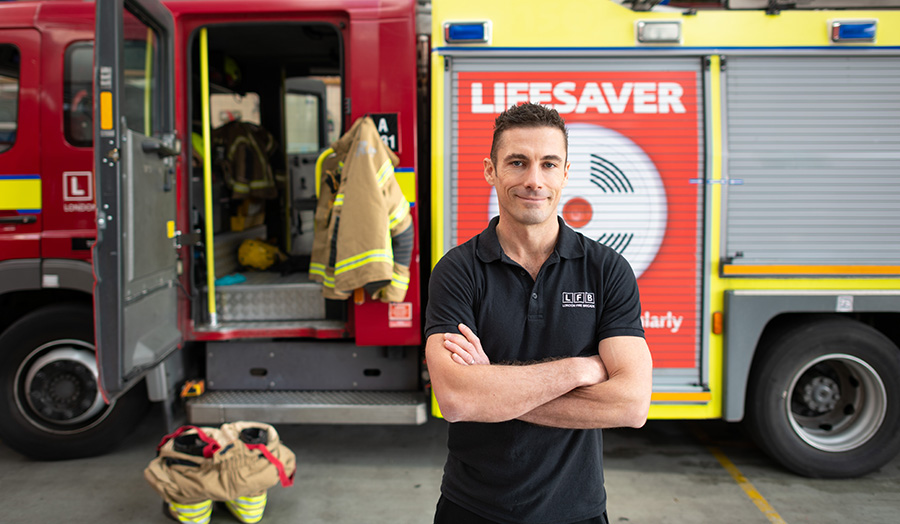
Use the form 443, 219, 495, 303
309, 116, 413, 303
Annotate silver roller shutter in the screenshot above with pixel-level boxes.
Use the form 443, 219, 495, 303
723, 56, 900, 270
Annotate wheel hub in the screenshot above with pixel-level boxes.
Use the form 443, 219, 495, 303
788, 353, 887, 453
801, 375, 840, 413
21, 343, 106, 426
29, 360, 98, 421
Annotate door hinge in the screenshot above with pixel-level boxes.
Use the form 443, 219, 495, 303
173, 229, 202, 250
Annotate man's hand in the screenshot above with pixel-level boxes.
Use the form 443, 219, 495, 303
442, 323, 491, 366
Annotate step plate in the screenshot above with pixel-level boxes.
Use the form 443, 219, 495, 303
187, 390, 428, 426
214, 273, 326, 322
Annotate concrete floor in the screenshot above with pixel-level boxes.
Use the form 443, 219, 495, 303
1, 406, 898, 523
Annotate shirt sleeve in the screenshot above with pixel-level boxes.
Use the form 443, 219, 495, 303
597, 251, 645, 341
424, 248, 479, 340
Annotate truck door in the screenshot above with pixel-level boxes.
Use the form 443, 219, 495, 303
284, 77, 328, 256
0, 30, 41, 259
92, 0, 180, 400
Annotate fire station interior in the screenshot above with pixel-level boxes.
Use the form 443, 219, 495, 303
188, 23, 344, 330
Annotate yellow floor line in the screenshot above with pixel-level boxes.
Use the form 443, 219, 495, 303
708, 446, 787, 524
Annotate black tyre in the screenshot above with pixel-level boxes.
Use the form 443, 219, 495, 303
0, 303, 149, 460
745, 317, 900, 478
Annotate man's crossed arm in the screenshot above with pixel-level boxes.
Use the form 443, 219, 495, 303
425, 324, 652, 429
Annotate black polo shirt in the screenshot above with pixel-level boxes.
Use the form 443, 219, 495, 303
425, 216, 644, 524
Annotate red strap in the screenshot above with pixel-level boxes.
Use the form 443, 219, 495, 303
157, 425, 221, 458
246, 443, 294, 487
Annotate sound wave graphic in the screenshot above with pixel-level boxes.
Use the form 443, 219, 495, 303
590, 154, 635, 193
598, 232, 634, 254
591, 155, 635, 254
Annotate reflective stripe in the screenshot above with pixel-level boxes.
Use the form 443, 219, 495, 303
232, 182, 250, 194
310, 263, 336, 288
334, 193, 345, 206
375, 159, 393, 187
335, 249, 392, 275
169, 501, 212, 524
389, 201, 410, 230
309, 263, 327, 278
225, 492, 268, 523
391, 272, 410, 290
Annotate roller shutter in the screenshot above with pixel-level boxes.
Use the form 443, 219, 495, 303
723, 56, 900, 272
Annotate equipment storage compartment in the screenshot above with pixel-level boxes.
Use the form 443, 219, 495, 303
205, 341, 420, 391
188, 22, 343, 332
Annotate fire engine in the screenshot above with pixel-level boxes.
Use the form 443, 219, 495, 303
0, 0, 898, 478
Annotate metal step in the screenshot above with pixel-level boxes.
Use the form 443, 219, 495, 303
214, 272, 326, 322
186, 390, 428, 426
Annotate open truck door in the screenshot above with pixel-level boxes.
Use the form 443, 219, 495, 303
93, 0, 181, 401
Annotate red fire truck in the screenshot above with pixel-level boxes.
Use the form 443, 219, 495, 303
1, 0, 899, 478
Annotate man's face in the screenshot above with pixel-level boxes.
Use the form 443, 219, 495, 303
484, 125, 570, 228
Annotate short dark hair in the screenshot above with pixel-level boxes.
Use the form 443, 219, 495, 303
490, 103, 568, 165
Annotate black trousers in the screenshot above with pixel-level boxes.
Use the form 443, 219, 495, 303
433, 495, 609, 524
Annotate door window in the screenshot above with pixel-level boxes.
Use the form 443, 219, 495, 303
64, 42, 93, 147
122, 9, 163, 137
285, 93, 320, 154
0, 44, 19, 154
64, 18, 163, 148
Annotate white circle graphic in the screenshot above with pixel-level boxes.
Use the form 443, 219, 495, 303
488, 123, 667, 278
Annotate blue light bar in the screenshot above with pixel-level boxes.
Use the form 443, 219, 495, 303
831, 20, 877, 43
444, 22, 490, 44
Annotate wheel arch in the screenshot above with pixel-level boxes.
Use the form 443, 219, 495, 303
723, 290, 900, 422
0, 259, 93, 336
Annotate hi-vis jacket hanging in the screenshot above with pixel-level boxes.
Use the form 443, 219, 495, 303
144, 422, 295, 524
309, 116, 413, 303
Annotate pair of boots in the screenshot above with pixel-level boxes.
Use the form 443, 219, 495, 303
166, 491, 267, 523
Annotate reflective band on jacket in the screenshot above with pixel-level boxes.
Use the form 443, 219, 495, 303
334, 193, 345, 207
310, 263, 336, 288
389, 201, 409, 230
309, 262, 326, 278
391, 272, 410, 290
334, 248, 392, 275
375, 159, 393, 187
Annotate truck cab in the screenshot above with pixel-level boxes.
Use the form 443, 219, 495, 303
0, 0, 427, 460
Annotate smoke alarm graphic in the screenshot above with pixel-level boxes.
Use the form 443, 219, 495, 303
489, 123, 667, 278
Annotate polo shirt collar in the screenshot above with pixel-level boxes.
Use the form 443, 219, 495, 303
476, 216, 585, 263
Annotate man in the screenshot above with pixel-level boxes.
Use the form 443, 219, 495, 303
424, 102, 653, 524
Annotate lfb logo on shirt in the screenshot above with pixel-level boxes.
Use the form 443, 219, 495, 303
562, 291, 595, 308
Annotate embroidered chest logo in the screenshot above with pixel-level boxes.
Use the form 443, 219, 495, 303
562, 292, 595, 309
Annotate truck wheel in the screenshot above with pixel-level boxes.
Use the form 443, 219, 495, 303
745, 317, 900, 478
0, 303, 149, 460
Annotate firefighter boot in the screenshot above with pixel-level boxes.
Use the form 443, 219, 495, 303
167, 500, 213, 524
224, 491, 267, 523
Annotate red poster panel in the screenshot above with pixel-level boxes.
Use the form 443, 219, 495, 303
454, 71, 701, 369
